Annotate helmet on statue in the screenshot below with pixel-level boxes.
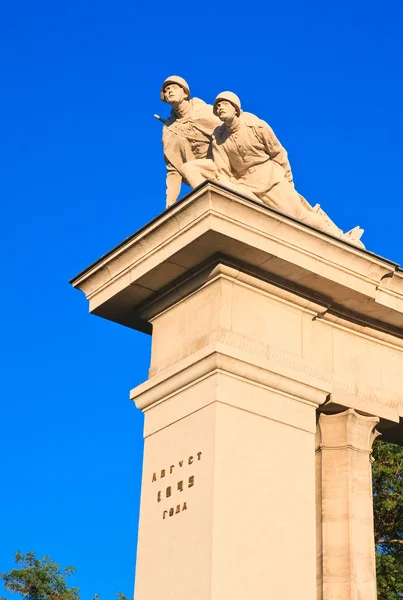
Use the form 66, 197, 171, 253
213, 91, 242, 116
160, 76, 191, 102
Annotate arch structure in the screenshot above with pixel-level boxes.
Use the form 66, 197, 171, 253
71, 182, 403, 600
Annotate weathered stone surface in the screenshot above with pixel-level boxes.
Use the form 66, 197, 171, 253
316, 410, 380, 600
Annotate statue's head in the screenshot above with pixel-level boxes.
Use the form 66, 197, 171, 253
213, 91, 241, 121
160, 76, 191, 105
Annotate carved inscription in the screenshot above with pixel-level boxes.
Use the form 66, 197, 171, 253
151, 452, 202, 519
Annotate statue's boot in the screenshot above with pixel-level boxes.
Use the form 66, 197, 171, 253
299, 201, 344, 238
299, 197, 366, 248
342, 226, 365, 248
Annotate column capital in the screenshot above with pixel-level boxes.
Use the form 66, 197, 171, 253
316, 409, 380, 453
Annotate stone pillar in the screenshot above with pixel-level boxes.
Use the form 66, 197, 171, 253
129, 263, 330, 600
316, 409, 380, 600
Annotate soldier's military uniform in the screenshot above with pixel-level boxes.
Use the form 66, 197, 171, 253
211, 109, 302, 217
160, 76, 220, 206
210, 92, 363, 242
161, 86, 363, 245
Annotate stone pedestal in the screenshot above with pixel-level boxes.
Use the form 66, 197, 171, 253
71, 182, 403, 600
316, 410, 380, 600
130, 263, 329, 599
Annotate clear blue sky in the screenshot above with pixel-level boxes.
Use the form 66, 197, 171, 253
1, 0, 402, 598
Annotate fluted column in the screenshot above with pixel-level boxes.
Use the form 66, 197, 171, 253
316, 409, 380, 600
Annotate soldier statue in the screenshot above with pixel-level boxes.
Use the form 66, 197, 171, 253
157, 81, 364, 246
159, 76, 220, 207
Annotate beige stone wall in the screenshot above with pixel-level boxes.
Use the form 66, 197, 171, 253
132, 263, 388, 599
211, 400, 316, 599
134, 402, 216, 600
134, 367, 320, 600
146, 264, 403, 423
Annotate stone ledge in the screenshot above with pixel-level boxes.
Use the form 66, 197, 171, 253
130, 343, 330, 437
131, 343, 332, 412
70, 182, 403, 333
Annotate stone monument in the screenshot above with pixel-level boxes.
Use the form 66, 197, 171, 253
71, 77, 403, 600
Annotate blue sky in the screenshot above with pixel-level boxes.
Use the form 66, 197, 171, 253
1, 0, 402, 598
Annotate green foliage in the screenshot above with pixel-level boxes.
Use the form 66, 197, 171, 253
0, 553, 132, 600
373, 439, 403, 599
1, 552, 79, 600
115, 594, 130, 600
